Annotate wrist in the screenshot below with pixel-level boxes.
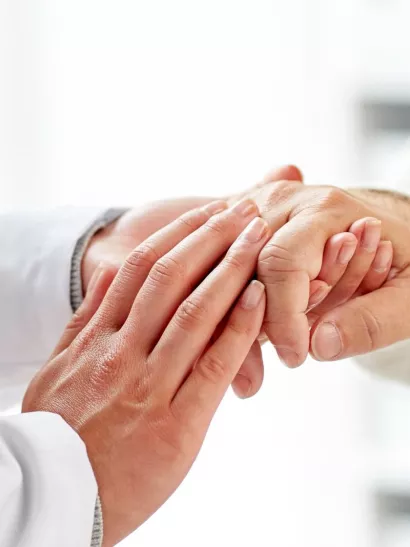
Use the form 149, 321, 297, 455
81, 221, 118, 294
347, 188, 410, 223
71, 209, 127, 311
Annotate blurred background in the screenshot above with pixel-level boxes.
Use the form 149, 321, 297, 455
1, 1, 410, 545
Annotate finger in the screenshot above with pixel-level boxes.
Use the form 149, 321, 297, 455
306, 232, 359, 313
124, 199, 260, 347
262, 165, 304, 184
173, 281, 266, 423
257, 219, 323, 368
310, 275, 410, 361
305, 232, 358, 315
231, 340, 264, 399
51, 263, 117, 357
306, 280, 332, 313
96, 200, 228, 329
316, 232, 358, 286
150, 218, 270, 393
359, 240, 393, 294
313, 218, 381, 317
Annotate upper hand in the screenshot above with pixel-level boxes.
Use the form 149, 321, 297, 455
81, 166, 303, 400
23, 198, 267, 545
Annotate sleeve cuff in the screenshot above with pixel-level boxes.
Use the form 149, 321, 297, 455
70, 208, 128, 312
91, 496, 104, 547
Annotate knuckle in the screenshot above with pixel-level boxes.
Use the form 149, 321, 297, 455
359, 306, 382, 352
71, 320, 101, 356
149, 255, 186, 287
224, 251, 246, 273
316, 186, 348, 210
175, 297, 207, 331
125, 243, 159, 272
197, 353, 227, 384
204, 217, 226, 236
177, 209, 208, 231
67, 308, 86, 332
266, 180, 299, 207
258, 242, 296, 274
88, 340, 124, 391
227, 318, 253, 337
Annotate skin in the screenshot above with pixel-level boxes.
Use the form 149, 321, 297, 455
20, 173, 406, 546
23, 198, 270, 545
232, 178, 410, 365
81, 166, 396, 392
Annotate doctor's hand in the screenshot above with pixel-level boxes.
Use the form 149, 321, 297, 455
80, 165, 302, 400
23, 198, 267, 546
233, 176, 410, 366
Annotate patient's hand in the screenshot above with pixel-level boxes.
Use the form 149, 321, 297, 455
257, 218, 393, 349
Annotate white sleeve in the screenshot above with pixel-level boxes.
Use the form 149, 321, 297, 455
0, 207, 108, 366
0, 207, 108, 409
355, 340, 410, 385
0, 412, 98, 547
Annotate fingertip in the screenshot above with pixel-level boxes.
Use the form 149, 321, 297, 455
232, 341, 264, 399
276, 347, 305, 368
232, 375, 252, 398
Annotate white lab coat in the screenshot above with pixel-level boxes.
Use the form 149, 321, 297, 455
0, 208, 106, 547
0, 207, 410, 547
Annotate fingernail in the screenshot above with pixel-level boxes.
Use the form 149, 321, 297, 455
372, 241, 392, 272
361, 219, 381, 252
387, 267, 400, 281
203, 200, 228, 216
231, 198, 258, 217
276, 347, 301, 368
232, 375, 252, 399
307, 283, 331, 312
312, 322, 342, 360
241, 280, 265, 310
239, 217, 268, 243
337, 241, 357, 265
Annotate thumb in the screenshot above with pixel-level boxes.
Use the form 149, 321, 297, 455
310, 282, 410, 361
262, 164, 304, 184
52, 263, 117, 356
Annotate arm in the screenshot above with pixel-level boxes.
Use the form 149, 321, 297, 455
0, 412, 98, 547
346, 188, 410, 383
0, 207, 123, 411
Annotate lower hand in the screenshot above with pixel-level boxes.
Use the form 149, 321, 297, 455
234, 175, 410, 366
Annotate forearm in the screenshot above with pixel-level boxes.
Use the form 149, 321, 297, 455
347, 188, 410, 223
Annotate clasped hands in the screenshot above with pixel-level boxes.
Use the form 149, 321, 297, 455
81, 165, 410, 396
23, 165, 410, 545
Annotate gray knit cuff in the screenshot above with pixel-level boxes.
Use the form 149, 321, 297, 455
70, 208, 128, 312
91, 496, 104, 547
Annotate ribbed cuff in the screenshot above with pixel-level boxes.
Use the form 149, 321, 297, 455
91, 495, 104, 547
70, 208, 128, 312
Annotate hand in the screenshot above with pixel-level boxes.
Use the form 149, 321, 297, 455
233, 176, 410, 365
23, 198, 268, 545
81, 165, 303, 400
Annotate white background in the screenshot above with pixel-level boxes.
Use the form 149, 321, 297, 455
2, 1, 410, 546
